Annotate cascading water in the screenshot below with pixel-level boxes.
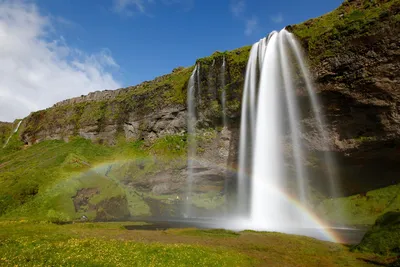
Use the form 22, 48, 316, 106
236, 29, 339, 230
286, 35, 339, 199
185, 65, 198, 217
208, 59, 216, 100
3, 120, 22, 148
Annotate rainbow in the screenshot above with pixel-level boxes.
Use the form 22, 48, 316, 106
64, 156, 343, 243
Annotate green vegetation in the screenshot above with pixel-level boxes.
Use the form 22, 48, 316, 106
0, 222, 252, 267
174, 228, 240, 238
191, 193, 225, 210
353, 136, 378, 143
0, 221, 386, 266
318, 184, 400, 225
0, 135, 192, 221
150, 134, 187, 157
0, 122, 12, 148
291, 0, 400, 64
353, 211, 400, 256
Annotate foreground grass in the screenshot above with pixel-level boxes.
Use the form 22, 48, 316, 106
0, 222, 252, 267
0, 221, 379, 266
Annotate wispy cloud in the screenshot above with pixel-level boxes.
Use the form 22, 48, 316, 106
113, 0, 193, 16
230, 0, 258, 36
270, 12, 283, 23
0, 1, 121, 122
245, 16, 258, 36
230, 0, 245, 18
113, 0, 151, 15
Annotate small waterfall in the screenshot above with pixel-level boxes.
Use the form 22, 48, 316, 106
208, 59, 216, 100
220, 56, 227, 128
185, 65, 198, 218
286, 34, 339, 199
3, 120, 22, 148
237, 29, 339, 229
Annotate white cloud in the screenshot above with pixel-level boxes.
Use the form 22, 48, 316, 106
113, 0, 149, 15
230, 1, 258, 36
270, 12, 284, 23
114, 0, 193, 15
244, 16, 258, 36
0, 1, 121, 122
230, 0, 245, 18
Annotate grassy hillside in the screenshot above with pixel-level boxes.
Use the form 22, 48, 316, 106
0, 134, 191, 222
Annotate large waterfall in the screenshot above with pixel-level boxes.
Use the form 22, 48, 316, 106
236, 29, 339, 230
184, 29, 339, 238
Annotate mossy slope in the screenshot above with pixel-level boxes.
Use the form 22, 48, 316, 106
354, 211, 400, 256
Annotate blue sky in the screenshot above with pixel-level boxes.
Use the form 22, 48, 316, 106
40, 0, 342, 86
0, 0, 342, 121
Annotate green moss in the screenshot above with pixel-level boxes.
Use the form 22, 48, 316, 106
354, 136, 377, 142
191, 193, 225, 210
353, 211, 400, 255
150, 134, 187, 157
318, 184, 400, 225
0, 122, 12, 147
174, 228, 240, 238
291, 0, 400, 64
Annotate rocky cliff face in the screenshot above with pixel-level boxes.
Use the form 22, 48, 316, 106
291, 0, 400, 195
15, 0, 400, 197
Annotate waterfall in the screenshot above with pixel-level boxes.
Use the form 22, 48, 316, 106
286, 33, 339, 199
3, 120, 22, 148
237, 29, 339, 229
208, 59, 216, 100
185, 65, 198, 217
237, 42, 259, 216
220, 56, 227, 128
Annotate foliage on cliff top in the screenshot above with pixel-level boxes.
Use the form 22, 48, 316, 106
291, 0, 400, 64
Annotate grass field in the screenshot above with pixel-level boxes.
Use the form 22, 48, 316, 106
0, 221, 392, 267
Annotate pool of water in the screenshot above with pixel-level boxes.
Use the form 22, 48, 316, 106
124, 219, 367, 244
